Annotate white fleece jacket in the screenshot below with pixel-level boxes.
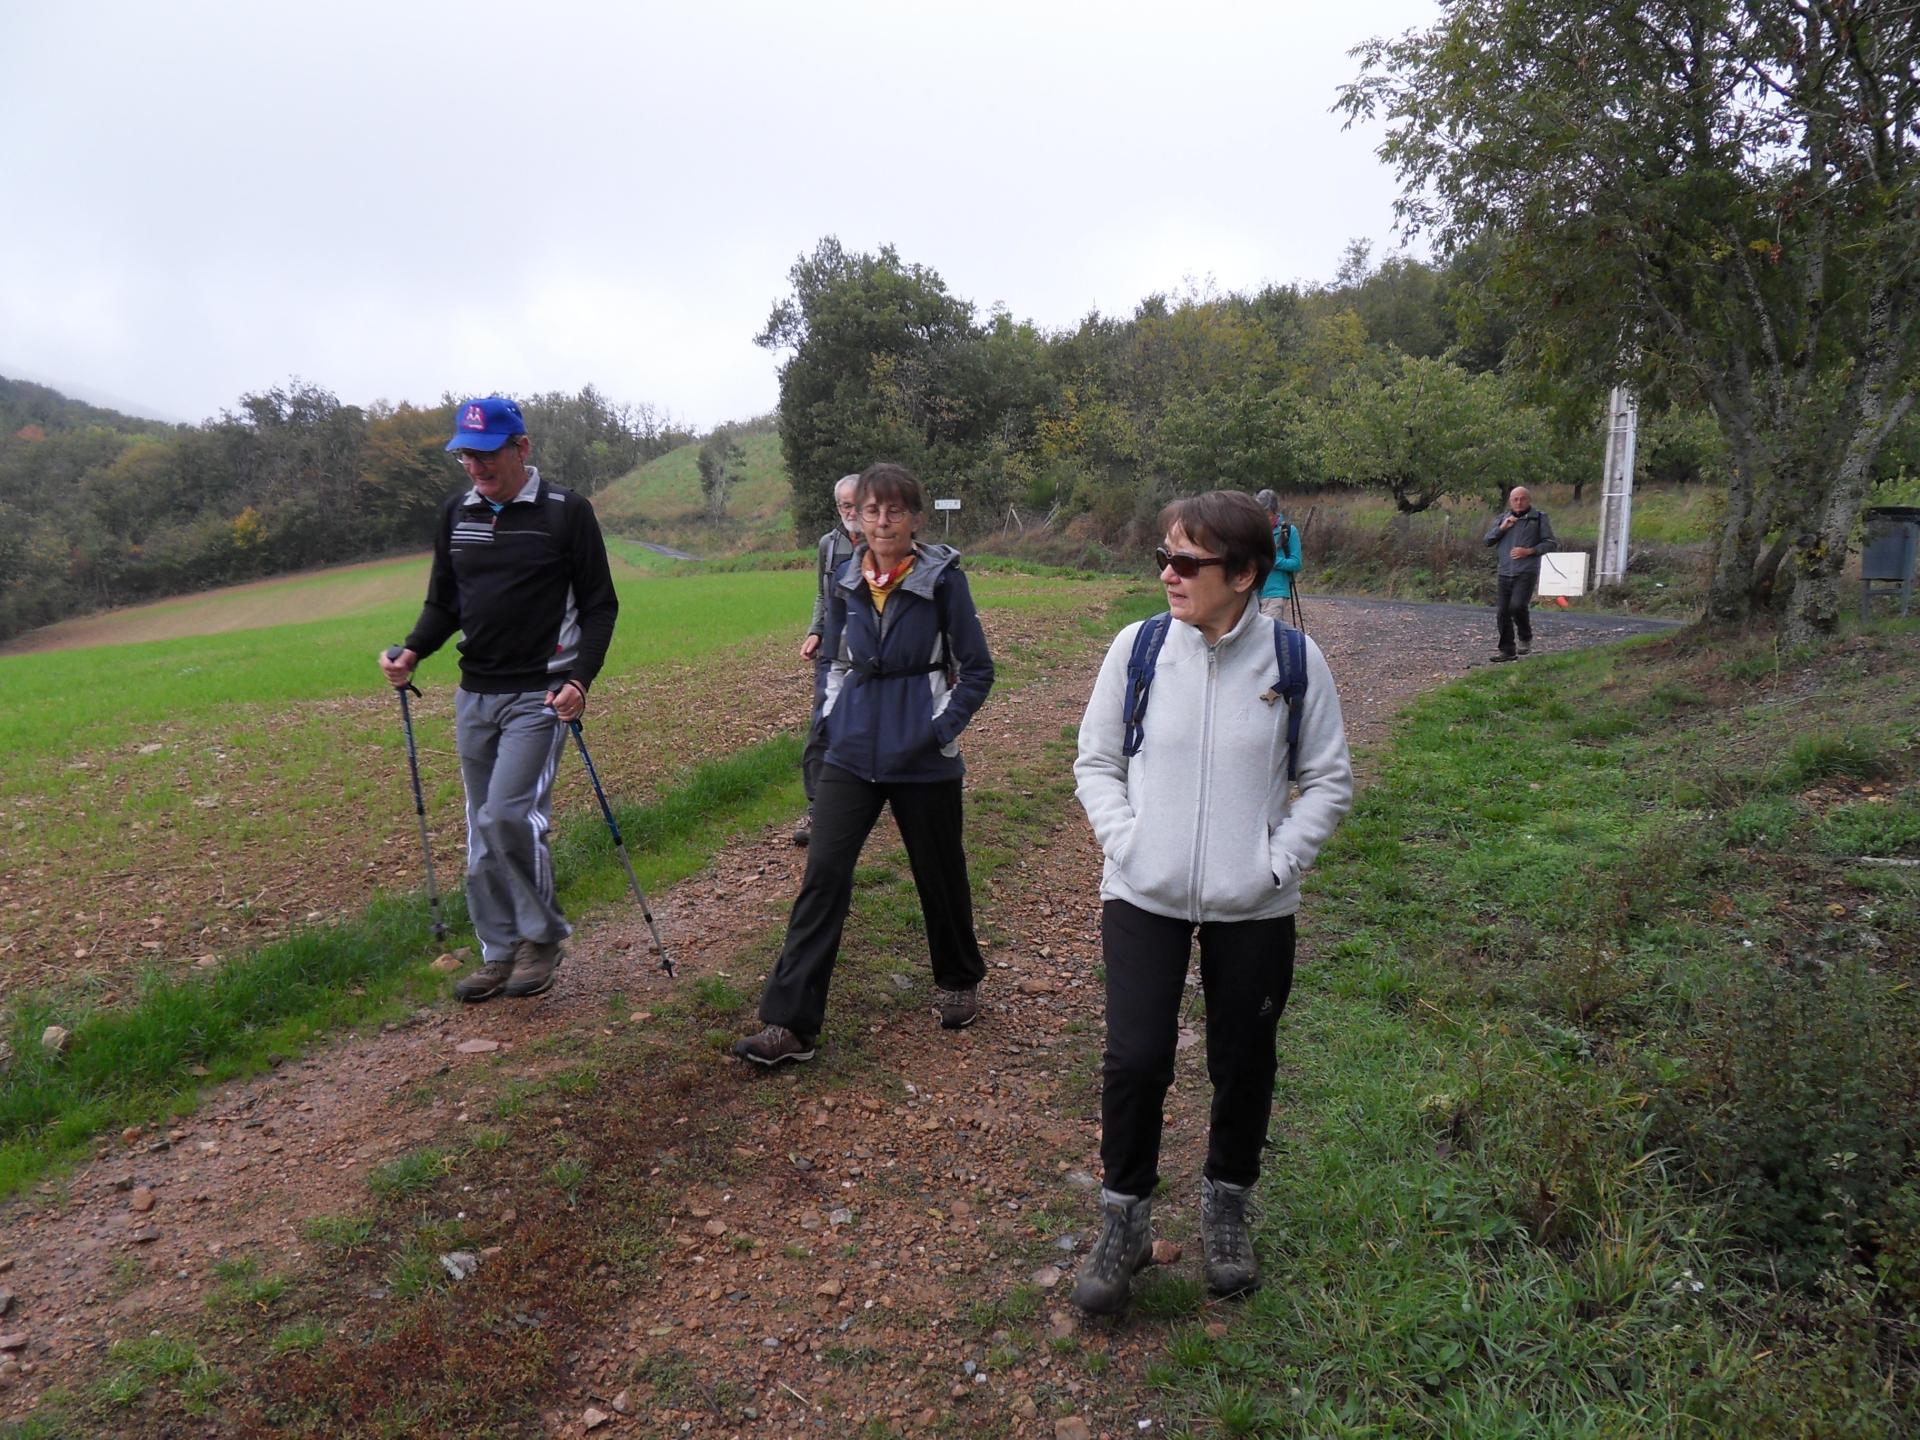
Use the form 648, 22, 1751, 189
1074, 600, 1354, 924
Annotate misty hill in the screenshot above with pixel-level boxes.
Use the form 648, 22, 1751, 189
0, 374, 178, 440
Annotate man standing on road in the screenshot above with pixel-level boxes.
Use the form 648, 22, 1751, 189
1484, 485, 1556, 662
794, 475, 862, 847
378, 396, 620, 1002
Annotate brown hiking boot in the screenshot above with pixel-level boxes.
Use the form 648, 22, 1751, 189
502, 940, 562, 998
732, 1024, 817, 1067
1201, 1176, 1260, 1297
453, 958, 514, 1003
935, 986, 979, 1030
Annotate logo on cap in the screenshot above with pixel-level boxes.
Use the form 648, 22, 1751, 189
461, 405, 487, 431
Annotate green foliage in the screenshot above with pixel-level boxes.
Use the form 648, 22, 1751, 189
1343, 1, 1920, 641
0, 379, 683, 643
1296, 353, 1553, 512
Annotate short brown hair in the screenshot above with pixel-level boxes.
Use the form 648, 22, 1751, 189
856, 462, 924, 519
1158, 490, 1275, 589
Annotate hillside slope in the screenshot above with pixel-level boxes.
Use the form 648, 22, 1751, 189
593, 431, 793, 553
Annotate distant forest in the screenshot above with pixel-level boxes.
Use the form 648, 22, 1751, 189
0, 378, 690, 641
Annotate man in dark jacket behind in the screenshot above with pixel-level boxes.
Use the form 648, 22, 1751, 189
378, 396, 619, 1002
794, 474, 862, 846
1484, 485, 1557, 662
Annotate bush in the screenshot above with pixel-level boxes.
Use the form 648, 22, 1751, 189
1649, 956, 1920, 1288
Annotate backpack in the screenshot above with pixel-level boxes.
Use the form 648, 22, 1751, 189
1120, 612, 1309, 780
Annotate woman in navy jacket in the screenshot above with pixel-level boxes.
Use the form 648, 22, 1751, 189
734, 462, 996, 1065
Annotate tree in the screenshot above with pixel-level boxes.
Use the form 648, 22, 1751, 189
697, 426, 747, 521
1343, 0, 1920, 640
1296, 354, 1552, 514
756, 237, 983, 541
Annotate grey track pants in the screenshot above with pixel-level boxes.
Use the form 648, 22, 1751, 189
454, 689, 571, 965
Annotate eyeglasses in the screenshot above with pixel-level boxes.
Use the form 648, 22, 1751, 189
1154, 546, 1228, 579
454, 449, 510, 468
860, 504, 911, 522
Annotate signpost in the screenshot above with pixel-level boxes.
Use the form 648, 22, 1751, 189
934, 497, 961, 537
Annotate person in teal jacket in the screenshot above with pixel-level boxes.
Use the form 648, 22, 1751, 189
1253, 489, 1301, 618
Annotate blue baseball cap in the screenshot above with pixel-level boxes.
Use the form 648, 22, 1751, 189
445, 396, 526, 452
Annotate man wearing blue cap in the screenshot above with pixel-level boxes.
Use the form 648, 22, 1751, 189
378, 396, 620, 1001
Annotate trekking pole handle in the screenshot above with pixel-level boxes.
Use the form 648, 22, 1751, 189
384, 645, 422, 698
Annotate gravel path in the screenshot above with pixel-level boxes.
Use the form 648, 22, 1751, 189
0, 592, 1677, 1435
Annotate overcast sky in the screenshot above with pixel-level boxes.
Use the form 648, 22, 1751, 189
4, 0, 1440, 430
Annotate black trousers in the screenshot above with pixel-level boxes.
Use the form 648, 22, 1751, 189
758, 764, 986, 1039
1099, 899, 1296, 1198
1496, 571, 1538, 654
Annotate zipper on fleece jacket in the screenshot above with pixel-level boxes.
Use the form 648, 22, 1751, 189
1187, 642, 1219, 922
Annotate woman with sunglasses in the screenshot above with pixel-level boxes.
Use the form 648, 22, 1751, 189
734, 462, 996, 1067
1069, 490, 1353, 1314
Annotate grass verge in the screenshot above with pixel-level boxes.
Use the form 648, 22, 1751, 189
1148, 619, 1919, 1437
0, 735, 802, 1199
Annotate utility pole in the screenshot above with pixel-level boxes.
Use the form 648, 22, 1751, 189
1596, 386, 1637, 587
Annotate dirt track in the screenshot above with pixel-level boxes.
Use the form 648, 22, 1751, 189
0, 596, 1671, 1435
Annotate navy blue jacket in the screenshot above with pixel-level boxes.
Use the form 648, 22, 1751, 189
820, 543, 995, 783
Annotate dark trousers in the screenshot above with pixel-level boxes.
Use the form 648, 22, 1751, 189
1496, 571, 1538, 654
1099, 899, 1296, 1198
758, 764, 987, 1039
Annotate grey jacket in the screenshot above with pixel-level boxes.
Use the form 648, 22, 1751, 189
1074, 600, 1354, 924
1483, 506, 1557, 577
808, 527, 858, 638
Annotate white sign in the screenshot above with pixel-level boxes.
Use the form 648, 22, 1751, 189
1538, 551, 1589, 597
933, 498, 961, 511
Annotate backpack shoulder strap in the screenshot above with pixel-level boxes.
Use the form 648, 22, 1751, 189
1271, 620, 1309, 781
1121, 613, 1173, 758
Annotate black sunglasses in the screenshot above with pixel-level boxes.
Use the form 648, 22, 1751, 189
1154, 546, 1229, 579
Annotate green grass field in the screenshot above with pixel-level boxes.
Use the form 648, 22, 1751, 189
594, 431, 793, 552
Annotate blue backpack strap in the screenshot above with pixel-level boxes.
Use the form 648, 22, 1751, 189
1271, 620, 1309, 781
1120, 612, 1172, 758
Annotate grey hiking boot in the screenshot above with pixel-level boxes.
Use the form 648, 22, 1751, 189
453, 958, 515, 1003
1201, 1176, 1259, 1297
732, 1024, 817, 1067
502, 940, 562, 998
793, 813, 811, 847
1069, 1189, 1154, 1315
1517, 641, 1532, 655
935, 986, 979, 1030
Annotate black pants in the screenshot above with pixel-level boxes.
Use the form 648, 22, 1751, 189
1496, 571, 1537, 654
758, 764, 986, 1039
1099, 899, 1296, 1198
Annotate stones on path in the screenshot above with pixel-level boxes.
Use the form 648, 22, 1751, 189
1030, 1264, 1063, 1289
1056, 1418, 1093, 1440
430, 954, 462, 973
583, 1406, 610, 1429
454, 1038, 500, 1054
440, 1251, 480, 1282
129, 1187, 155, 1214
0, 1334, 25, 1352
39, 1026, 69, 1058
1151, 1239, 1182, 1265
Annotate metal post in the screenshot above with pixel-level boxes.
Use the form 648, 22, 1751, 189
1596, 387, 1637, 587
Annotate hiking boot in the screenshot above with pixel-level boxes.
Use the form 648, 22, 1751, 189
792, 813, 811, 847
732, 1024, 817, 1067
453, 959, 514, 1003
1490, 651, 1517, 663
1201, 1176, 1260, 1297
935, 986, 979, 1030
1069, 1190, 1154, 1316
1517, 641, 1532, 655
502, 940, 562, 998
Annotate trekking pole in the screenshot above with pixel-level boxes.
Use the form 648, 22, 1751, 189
384, 646, 447, 942
567, 719, 673, 976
